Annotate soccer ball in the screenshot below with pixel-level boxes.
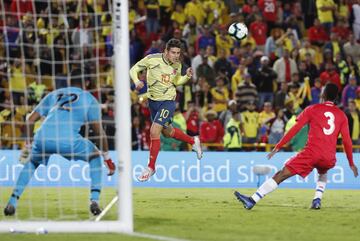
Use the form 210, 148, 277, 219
228, 22, 248, 41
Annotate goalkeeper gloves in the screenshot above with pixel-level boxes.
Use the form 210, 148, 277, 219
103, 152, 115, 176
19, 143, 32, 164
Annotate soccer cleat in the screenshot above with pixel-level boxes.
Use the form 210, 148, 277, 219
137, 167, 156, 182
4, 204, 16, 216
310, 198, 321, 210
234, 191, 256, 210
90, 201, 102, 216
192, 136, 203, 160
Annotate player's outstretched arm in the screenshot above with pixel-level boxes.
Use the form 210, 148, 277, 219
91, 121, 115, 176
26, 111, 41, 142
267, 148, 279, 160
18, 111, 42, 164
340, 119, 358, 177
273, 108, 310, 152
174, 67, 192, 86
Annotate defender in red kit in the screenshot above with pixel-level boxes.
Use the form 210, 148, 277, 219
234, 83, 358, 210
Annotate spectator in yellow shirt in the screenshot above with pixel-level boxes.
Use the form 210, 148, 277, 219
286, 83, 303, 112
128, 2, 138, 32
231, 64, 246, 98
215, 26, 234, 57
159, 0, 173, 29
240, 32, 257, 50
241, 100, 260, 146
204, 0, 226, 25
316, 0, 336, 33
9, 59, 26, 105
299, 39, 316, 62
205, 45, 217, 64
184, 0, 206, 25
171, 3, 186, 30
337, 0, 349, 19
210, 76, 229, 114
259, 102, 275, 128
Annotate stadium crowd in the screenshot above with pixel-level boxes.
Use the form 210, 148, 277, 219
0, 0, 359, 152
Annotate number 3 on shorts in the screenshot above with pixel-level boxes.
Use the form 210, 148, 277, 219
323, 111, 335, 135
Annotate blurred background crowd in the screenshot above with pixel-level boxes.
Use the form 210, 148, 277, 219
0, 0, 359, 152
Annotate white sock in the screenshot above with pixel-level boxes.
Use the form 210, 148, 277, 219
251, 178, 278, 203
313, 181, 326, 200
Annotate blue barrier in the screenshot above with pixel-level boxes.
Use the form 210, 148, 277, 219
0, 151, 358, 189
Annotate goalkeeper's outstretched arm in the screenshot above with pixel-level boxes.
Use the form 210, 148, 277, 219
25, 111, 42, 143
91, 121, 115, 175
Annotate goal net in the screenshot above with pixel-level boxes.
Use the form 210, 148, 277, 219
0, 0, 132, 233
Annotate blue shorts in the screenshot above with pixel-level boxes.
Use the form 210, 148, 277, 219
30, 137, 99, 166
148, 99, 176, 128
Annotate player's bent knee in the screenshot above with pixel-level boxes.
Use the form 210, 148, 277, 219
318, 173, 327, 182
150, 125, 162, 139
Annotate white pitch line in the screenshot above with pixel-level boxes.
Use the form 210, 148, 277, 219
95, 196, 119, 222
94, 197, 191, 241
131, 232, 191, 241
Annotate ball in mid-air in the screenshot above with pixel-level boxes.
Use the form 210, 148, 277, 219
228, 22, 248, 41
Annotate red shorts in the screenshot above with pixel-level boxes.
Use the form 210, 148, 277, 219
285, 150, 336, 178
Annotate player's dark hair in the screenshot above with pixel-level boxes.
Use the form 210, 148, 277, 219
70, 69, 83, 87
323, 83, 338, 101
166, 38, 182, 51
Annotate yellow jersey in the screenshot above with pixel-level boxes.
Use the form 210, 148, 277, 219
130, 53, 190, 101
241, 111, 259, 138
316, 0, 335, 23
184, 1, 206, 25
351, 112, 359, 140
215, 33, 234, 57
171, 11, 187, 28
259, 111, 275, 126
159, 0, 172, 7
9, 67, 26, 92
210, 86, 229, 113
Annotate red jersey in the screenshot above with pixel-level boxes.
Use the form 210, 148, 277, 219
200, 120, 224, 143
10, 0, 34, 19
249, 21, 267, 45
258, 0, 277, 22
307, 26, 329, 43
331, 26, 350, 40
275, 102, 354, 166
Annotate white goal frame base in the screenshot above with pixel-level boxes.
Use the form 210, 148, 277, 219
0, 221, 132, 233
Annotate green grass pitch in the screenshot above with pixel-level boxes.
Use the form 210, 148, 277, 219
1, 187, 360, 241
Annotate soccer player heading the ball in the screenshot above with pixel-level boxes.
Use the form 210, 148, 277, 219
4, 69, 116, 216
235, 83, 358, 210
130, 38, 203, 182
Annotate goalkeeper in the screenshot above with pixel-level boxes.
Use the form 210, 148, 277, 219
4, 69, 115, 216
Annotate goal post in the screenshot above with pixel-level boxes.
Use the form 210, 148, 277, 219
114, 0, 133, 233
0, 0, 133, 234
